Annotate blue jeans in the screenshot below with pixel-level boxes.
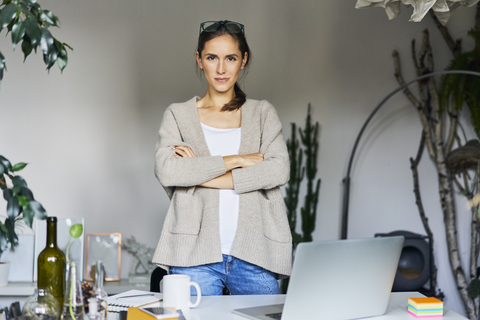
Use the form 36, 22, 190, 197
170, 255, 280, 295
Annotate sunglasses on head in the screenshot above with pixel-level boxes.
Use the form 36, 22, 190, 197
199, 21, 245, 35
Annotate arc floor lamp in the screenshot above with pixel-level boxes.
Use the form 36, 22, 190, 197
340, 70, 480, 240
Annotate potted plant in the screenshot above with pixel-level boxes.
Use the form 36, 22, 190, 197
0, 0, 72, 284
0, 156, 47, 284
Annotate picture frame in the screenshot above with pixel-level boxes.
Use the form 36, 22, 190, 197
86, 233, 122, 281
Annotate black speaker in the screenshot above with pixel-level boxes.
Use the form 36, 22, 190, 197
375, 230, 432, 292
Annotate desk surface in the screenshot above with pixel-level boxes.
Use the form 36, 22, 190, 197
0, 280, 149, 296
180, 292, 467, 320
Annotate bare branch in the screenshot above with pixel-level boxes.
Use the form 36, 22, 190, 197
476, 3, 480, 52
429, 10, 462, 58
445, 106, 458, 155
428, 78, 444, 153
393, 51, 422, 108
393, 50, 436, 158
469, 163, 480, 312
454, 176, 467, 194
411, 39, 427, 105
410, 133, 438, 290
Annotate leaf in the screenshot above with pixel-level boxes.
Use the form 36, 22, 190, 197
18, 2, 34, 19
0, 223, 8, 254
22, 205, 34, 228
4, 217, 18, 247
0, 3, 18, 31
56, 40, 68, 71
0, 155, 12, 172
18, 186, 34, 200
21, 37, 33, 61
29, 2, 40, 16
17, 195, 28, 208
40, 28, 57, 69
0, 56, 4, 84
28, 200, 46, 219
0, 221, 7, 233
69, 224, 83, 238
6, 196, 20, 219
11, 175, 27, 187
11, 162, 27, 172
12, 184, 21, 196
468, 278, 480, 298
63, 42, 73, 51
39, 10, 56, 27
11, 20, 25, 49
23, 16, 41, 48
20, 0, 37, 5
3, 188, 12, 201
0, 60, 4, 83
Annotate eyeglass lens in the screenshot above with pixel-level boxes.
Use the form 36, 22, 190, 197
201, 21, 243, 33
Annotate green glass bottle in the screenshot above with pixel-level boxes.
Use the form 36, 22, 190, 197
38, 216, 66, 308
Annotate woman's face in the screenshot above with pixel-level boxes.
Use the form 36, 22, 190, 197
196, 34, 248, 95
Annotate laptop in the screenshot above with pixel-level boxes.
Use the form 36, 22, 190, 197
233, 236, 404, 320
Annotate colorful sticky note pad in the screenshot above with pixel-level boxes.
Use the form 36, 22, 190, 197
408, 297, 443, 318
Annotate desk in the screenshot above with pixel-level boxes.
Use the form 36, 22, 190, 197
0, 280, 149, 308
176, 292, 466, 320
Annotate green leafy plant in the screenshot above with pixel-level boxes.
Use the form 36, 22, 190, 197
66, 223, 82, 265
282, 104, 321, 293
439, 29, 480, 137
284, 104, 321, 245
0, 0, 71, 262
0, 0, 72, 85
0, 155, 47, 259
299, 104, 321, 242
284, 122, 304, 246
65, 223, 83, 320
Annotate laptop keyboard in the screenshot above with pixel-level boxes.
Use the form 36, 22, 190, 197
265, 312, 283, 319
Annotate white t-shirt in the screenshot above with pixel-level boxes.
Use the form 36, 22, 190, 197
201, 122, 241, 255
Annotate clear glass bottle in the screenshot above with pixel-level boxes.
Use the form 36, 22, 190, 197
38, 216, 66, 308
60, 262, 85, 320
87, 298, 102, 320
94, 261, 108, 320
22, 288, 61, 320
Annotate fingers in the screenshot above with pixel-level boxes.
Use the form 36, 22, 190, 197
241, 153, 264, 167
173, 146, 196, 158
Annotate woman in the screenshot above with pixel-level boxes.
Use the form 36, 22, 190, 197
152, 20, 292, 295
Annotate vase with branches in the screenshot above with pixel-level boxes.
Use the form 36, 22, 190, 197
389, 7, 480, 320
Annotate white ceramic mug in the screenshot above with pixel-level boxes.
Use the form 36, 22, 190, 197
163, 274, 202, 311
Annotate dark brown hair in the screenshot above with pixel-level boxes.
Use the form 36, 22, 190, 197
197, 21, 251, 112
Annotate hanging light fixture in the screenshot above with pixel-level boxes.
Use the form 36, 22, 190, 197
355, 0, 479, 25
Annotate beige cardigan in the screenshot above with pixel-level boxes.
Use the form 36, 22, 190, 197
152, 97, 292, 277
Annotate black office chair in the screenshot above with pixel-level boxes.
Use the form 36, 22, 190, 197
150, 267, 168, 292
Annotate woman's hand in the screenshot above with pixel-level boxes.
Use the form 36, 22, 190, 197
223, 153, 264, 171
238, 153, 264, 167
174, 146, 195, 158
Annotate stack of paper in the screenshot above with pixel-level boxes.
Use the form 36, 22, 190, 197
106, 290, 161, 312
408, 297, 443, 318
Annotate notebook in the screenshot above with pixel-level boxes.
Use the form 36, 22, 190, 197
233, 236, 404, 320
107, 289, 161, 312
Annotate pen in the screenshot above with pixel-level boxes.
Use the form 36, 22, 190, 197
116, 294, 155, 300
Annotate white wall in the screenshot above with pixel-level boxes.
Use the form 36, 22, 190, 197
0, 0, 477, 316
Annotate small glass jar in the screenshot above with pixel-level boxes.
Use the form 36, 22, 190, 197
61, 262, 85, 320
22, 288, 61, 320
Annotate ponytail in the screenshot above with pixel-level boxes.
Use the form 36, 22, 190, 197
221, 83, 246, 112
